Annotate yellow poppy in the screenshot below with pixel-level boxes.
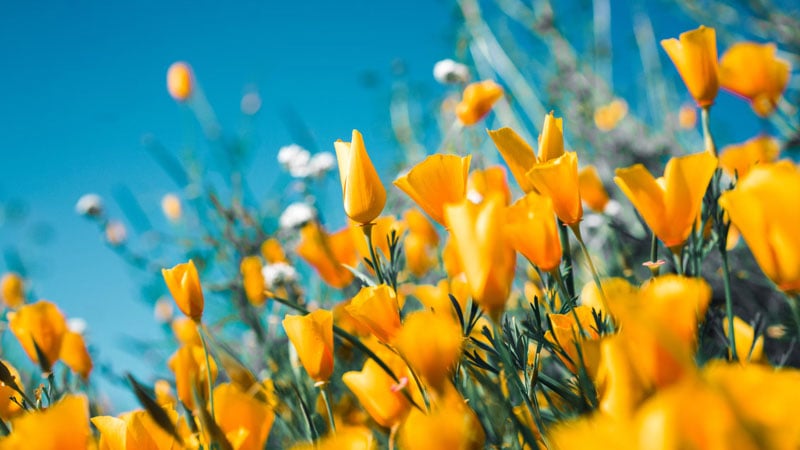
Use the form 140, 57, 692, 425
296, 222, 356, 289
594, 99, 628, 131
505, 192, 562, 272
538, 111, 565, 162
394, 154, 471, 226
2, 395, 90, 449
720, 42, 791, 117
545, 305, 602, 379
168, 344, 218, 410
719, 162, 800, 293
59, 331, 92, 380
93, 409, 181, 450
334, 129, 386, 225
213, 383, 276, 450
527, 151, 583, 226
261, 238, 288, 263
455, 80, 503, 125
444, 194, 516, 321
719, 135, 780, 180
723, 316, 764, 364
8, 300, 67, 371
661, 26, 719, 107
162, 260, 205, 322
394, 310, 463, 389
240, 256, 266, 307
0, 360, 23, 421
282, 309, 334, 382
167, 61, 193, 102
398, 382, 484, 450
578, 165, 610, 213
1, 273, 25, 308
346, 285, 401, 343
342, 356, 412, 428
615, 151, 717, 250
487, 127, 537, 192
467, 166, 512, 205
403, 209, 439, 278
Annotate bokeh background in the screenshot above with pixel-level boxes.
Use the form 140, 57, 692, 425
0, 0, 782, 410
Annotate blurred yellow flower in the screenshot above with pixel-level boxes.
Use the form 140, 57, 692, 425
719, 135, 780, 180
444, 194, 516, 321
527, 151, 583, 226
171, 316, 202, 346
615, 151, 717, 250
334, 129, 386, 225
296, 222, 356, 289
538, 111, 566, 162
505, 192, 562, 273
399, 382, 484, 450
240, 256, 266, 307
213, 383, 276, 450
290, 426, 376, 450
168, 344, 218, 411
487, 127, 537, 192
342, 356, 413, 428
723, 316, 764, 363
595, 336, 647, 418
403, 209, 439, 278
160, 193, 182, 222
59, 330, 92, 380
455, 80, 503, 126
412, 279, 466, 320
720, 42, 791, 117
578, 165, 610, 213
467, 166, 512, 205
93, 409, 181, 450
594, 99, 628, 131
282, 309, 334, 383
394, 154, 471, 226
394, 310, 463, 389
678, 103, 698, 129
261, 238, 288, 263
661, 26, 719, 107
162, 260, 205, 322
8, 300, 67, 371
719, 162, 800, 293
167, 61, 194, 102
0, 360, 23, 422
1, 272, 25, 308
545, 305, 602, 378
1, 394, 90, 450
346, 285, 401, 343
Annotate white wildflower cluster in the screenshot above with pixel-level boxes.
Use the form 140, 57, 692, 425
278, 202, 316, 229
261, 262, 299, 289
433, 58, 470, 84
75, 193, 104, 217
277, 144, 335, 179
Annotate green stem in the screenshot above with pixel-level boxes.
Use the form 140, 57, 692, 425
363, 223, 385, 285
701, 106, 716, 157
551, 270, 572, 312
198, 324, 216, 420
648, 232, 660, 278
557, 219, 575, 298
785, 294, 800, 339
720, 249, 738, 361
318, 382, 337, 434
571, 225, 612, 325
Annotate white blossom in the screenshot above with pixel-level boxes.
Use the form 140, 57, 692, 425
307, 151, 336, 177
75, 193, 104, 217
279, 202, 316, 229
433, 59, 470, 84
262, 262, 299, 288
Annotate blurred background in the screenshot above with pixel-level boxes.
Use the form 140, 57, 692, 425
0, 0, 796, 411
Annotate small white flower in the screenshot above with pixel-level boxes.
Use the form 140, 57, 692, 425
307, 152, 335, 177
433, 59, 470, 84
75, 194, 104, 217
279, 202, 316, 229
67, 318, 88, 335
583, 213, 605, 229
466, 189, 484, 204
277, 144, 311, 176
605, 199, 622, 217
262, 262, 299, 288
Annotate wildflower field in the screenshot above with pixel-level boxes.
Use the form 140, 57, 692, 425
2, 0, 800, 449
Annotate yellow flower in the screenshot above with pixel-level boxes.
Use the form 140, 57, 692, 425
290, 426, 376, 450
723, 316, 764, 364
545, 305, 602, 378
342, 356, 412, 428
350, 215, 405, 266
595, 336, 647, 419
661, 26, 719, 107
719, 135, 780, 180
615, 151, 717, 250
346, 285, 401, 343
59, 331, 92, 380
527, 151, 583, 225
166, 61, 194, 102
334, 129, 386, 224
538, 111, 565, 162
1, 395, 90, 449
467, 166, 512, 205
296, 222, 356, 289
0, 360, 23, 422
162, 260, 205, 322
171, 316, 202, 346
399, 382, 484, 450
160, 193, 182, 222
333, 299, 372, 337
282, 310, 334, 382
719, 162, 800, 293
8, 300, 67, 371
678, 103, 698, 129
394, 154, 471, 226
412, 279, 467, 320
720, 42, 791, 117
240, 256, 266, 307
168, 344, 218, 410
487, 127, 537, 193
1, 273, 25, 308
213, 383, 276, 450
505, 192, 562, 273
578, 165, 610, 213
444, 194, 516, 321
594, 99, 628, 131
261, 238, 288, 263
92, 409, 182, 450
455, 80, 503, 126
394, 311, 463, 389
403, 209, 439, 278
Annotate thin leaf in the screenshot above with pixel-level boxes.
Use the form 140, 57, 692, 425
126, 374, 184, 445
